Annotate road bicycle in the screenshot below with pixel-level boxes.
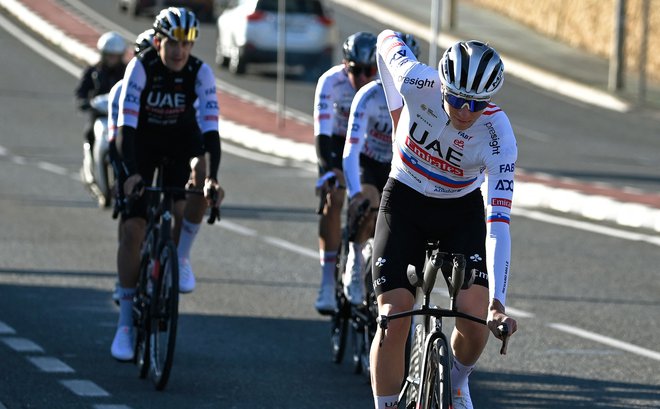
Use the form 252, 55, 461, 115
377, 243, 509, 409
330, 199, 373, 366
129, 162, 219, 390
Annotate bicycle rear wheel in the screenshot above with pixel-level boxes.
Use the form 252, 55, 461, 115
149, 242, 179, 390
330, 229, 350, 364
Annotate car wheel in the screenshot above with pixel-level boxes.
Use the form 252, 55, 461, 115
228, 43, 247, 75
215, 33, 229, 68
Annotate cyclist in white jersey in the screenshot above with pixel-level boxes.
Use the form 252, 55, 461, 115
370, 30, 518, 409
313, 32, 377, 314
341, 35, 420, 305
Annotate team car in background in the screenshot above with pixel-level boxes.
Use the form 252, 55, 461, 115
119, 0, 217, 21
215, 0, 337, 77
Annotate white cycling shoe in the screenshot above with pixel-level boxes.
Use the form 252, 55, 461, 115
111, 326, 134, 362
343, 249, 364, 305
452, 388, 474, 409
178, 258, 196, 293
314, 284, 335, 315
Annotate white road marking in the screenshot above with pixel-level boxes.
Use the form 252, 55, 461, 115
1, 337, 44, 352
37, 161, 69, 176
263, 236, 318, 259
222, 141, 289, 167
60, 380, 110, 397
10, 156, 26, 165
548, 322, 660, 361
0, 11, 83, 77
0, 321, 16, 334
219, 220, 258, 237
514, 208, 660, 247
28, 356, 75, 373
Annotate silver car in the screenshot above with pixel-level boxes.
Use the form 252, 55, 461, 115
216, 0, 338, 76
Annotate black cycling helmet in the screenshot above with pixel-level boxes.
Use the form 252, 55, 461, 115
153, 7, 199, 42
402, 33, 420, 59
439, 40, 504, 100
342, 32, 377, 65
134, 29, 155, 54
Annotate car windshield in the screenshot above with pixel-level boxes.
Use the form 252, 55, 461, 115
256, 0, 324, 15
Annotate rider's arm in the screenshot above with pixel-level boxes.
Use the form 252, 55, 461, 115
342, 84, 372, 198
195, 63, 221, 180
107, 81, 123, 143
484, 116, 518, 308
75, 66, 95, 111
376, 30, 419, 113
116, 57, 146, 175
313, 70, 336, 173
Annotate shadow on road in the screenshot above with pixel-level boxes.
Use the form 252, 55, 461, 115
472, 369, 660, 408
1, 282, 657, 408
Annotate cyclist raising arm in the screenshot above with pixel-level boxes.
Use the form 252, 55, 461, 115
370, 30, 518, 409
111, 8, 223, 361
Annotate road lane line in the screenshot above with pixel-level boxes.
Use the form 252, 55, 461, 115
219, 220, 258, 237
262, 236, 318, 259
28, 356, 75, 373
1, 337, 44, 352
514, 208, 660, 247
37, 161, 69, 176
0, 321, 16, 334
60, 380, 110, 397
548, 322, 660, 361
0, 11, 83, 77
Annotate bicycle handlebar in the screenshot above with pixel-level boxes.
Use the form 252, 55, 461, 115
378, 308, 510, 355
124, 183, 221, 224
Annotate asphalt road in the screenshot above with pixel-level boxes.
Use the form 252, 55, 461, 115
68, 0, 660, 193
0, 3, 659, 409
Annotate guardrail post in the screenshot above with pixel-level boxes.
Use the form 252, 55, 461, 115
608, 0, 626, 92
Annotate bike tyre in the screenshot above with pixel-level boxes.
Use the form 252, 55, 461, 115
134, 253, 152, 379
149, 242, 179, 390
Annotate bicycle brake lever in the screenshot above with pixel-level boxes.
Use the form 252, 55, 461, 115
377, 315, 389, 347
497, 323, 510, 355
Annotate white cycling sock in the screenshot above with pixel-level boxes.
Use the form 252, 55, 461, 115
347, 242, 364, 277
451, 357, 475, 397
320, 250, 337, 287
118, 286, 136, 327
374, 394, 399, 409
178, 218, 201, 261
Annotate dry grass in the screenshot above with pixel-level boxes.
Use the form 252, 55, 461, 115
467, 0, 660, 82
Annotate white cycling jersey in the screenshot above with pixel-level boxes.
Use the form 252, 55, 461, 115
108, 80, 122, 142
117, 55, 218, 134
377, 30, 518, 306
342, 79, 393, 198
313, 65, 357, 138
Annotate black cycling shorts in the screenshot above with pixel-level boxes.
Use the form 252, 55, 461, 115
317, 134, 346, 176
360, 154, 391, 194
122, 132, 204, 221
371, 178, 488, 297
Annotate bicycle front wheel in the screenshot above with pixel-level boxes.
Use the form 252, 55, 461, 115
419, 339, 451, 409
149, 242, 179, 390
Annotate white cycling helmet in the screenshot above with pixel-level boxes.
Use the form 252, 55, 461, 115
154, 7, 199, 42
439, 40, 504, 100
97, 31, 126, 55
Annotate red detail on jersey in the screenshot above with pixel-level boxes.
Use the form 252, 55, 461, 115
491, 198, 512, 208
317, 114, 331, 120
349, 137, 360, 144
404, 137, 464, 176
203, 115, 218, 121
483, 108, 502, 116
